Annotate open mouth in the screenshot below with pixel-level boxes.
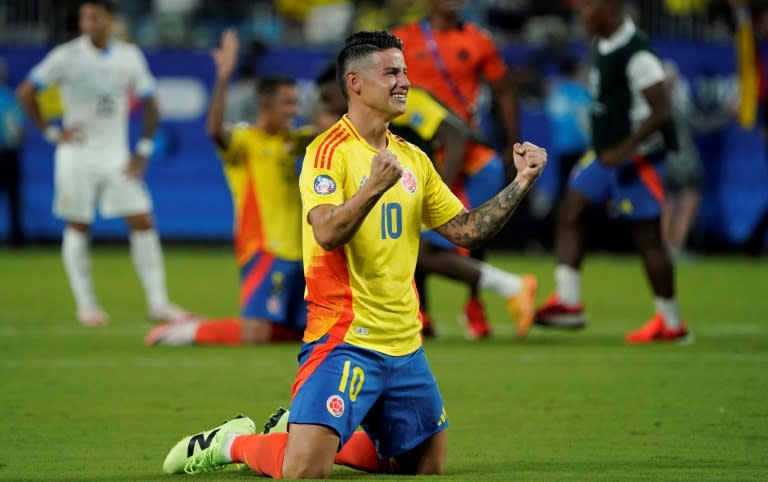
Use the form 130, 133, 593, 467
391, 92, 407, 102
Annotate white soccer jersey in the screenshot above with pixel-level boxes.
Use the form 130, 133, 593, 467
29, 35, 156, 151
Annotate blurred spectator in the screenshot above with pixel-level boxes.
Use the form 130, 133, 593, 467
661, 59, 733, 261
355, 0, 426, 32
545, 57, 591, 199
0, 59, 25, 247
275, 0, 354, 45
225, 40, 267, 124
225, 65, 258, 124
486, 0, 574, 42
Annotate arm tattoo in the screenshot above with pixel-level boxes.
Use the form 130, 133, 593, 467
331, 195, 379, 233
436, 179, 528, 249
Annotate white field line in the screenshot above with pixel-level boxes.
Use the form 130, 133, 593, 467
2, 350, 768, 369
0, 356, 288, 369
5, 321, 763, 337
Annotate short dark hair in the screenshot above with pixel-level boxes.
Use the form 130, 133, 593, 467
257, 74, 296, 97
336, 30, 404, 99
80, 0, 117, 13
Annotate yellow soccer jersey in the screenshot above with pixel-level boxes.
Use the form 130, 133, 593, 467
219, 125, 303, 264
299, 115, 464, 356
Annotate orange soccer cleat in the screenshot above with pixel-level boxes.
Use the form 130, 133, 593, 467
625, 314, 692, 344
507, 274, 538, 339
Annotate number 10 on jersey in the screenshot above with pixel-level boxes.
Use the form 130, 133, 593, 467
380, 202, 402, 239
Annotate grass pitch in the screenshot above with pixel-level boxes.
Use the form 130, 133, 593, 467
0, 247, 766, 481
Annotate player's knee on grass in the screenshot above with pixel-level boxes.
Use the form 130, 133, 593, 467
394, 430, 447, 475
282, 425, 338, 479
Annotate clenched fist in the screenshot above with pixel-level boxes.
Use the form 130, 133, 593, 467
512, 142, 547, 186
368, 149, 403, 195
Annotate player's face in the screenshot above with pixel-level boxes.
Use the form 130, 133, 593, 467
79, 3, 113, 44
580, 0, 609, 37
358, 48, 409, 120
269, 85, 300, 132
319, 81, 347, 118
427, 0, 465, 16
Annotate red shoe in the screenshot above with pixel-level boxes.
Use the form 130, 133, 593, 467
625, 314, 692, 344
533, 293, 587, 329
461, 298, 491, 340
420, 310, 437, 339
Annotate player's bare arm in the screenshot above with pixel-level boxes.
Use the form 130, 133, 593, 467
433, 113, 469, 187
206, 29, 239, 150
600, 81, 671, 166
308, 149, 403, 251
125, 95, 160, 178
16, 80, 81, 144
435, 141, 546, 249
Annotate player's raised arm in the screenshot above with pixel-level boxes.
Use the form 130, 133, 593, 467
434, 141, 546, 249
206, 29, 239, 150
307, 149, 402, 251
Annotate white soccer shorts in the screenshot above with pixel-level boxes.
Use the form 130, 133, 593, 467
53, 147, 152, 223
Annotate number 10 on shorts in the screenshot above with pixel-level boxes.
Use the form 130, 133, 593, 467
338, 360, 365, 401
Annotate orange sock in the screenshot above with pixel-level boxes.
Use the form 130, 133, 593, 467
334, 431, 394, 473
193, 318, 242, 345
230, 432, 287, 478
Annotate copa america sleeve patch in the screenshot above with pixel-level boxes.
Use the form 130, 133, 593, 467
314, 175, 337, 195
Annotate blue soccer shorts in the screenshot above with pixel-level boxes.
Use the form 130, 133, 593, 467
287, 336, 448, 458
422, 155, 505, 249
569, 151, 666, 220
239, 251, 306, 331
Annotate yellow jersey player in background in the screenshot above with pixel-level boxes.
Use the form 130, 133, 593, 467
160, 30, 546, 478
146, 30, 307, 346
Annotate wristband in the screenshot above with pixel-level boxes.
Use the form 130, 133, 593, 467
135, 138, 154, 159
44, 125, 61, 144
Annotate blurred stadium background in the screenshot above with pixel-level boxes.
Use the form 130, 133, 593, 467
0, 0, 767, 253
1, 1, 767, 480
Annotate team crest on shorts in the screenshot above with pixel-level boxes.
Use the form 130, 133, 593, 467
401, 168, 417, 194
326, 395, 345, 417
266, 296, 281, 315
314, 175, 337, 195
